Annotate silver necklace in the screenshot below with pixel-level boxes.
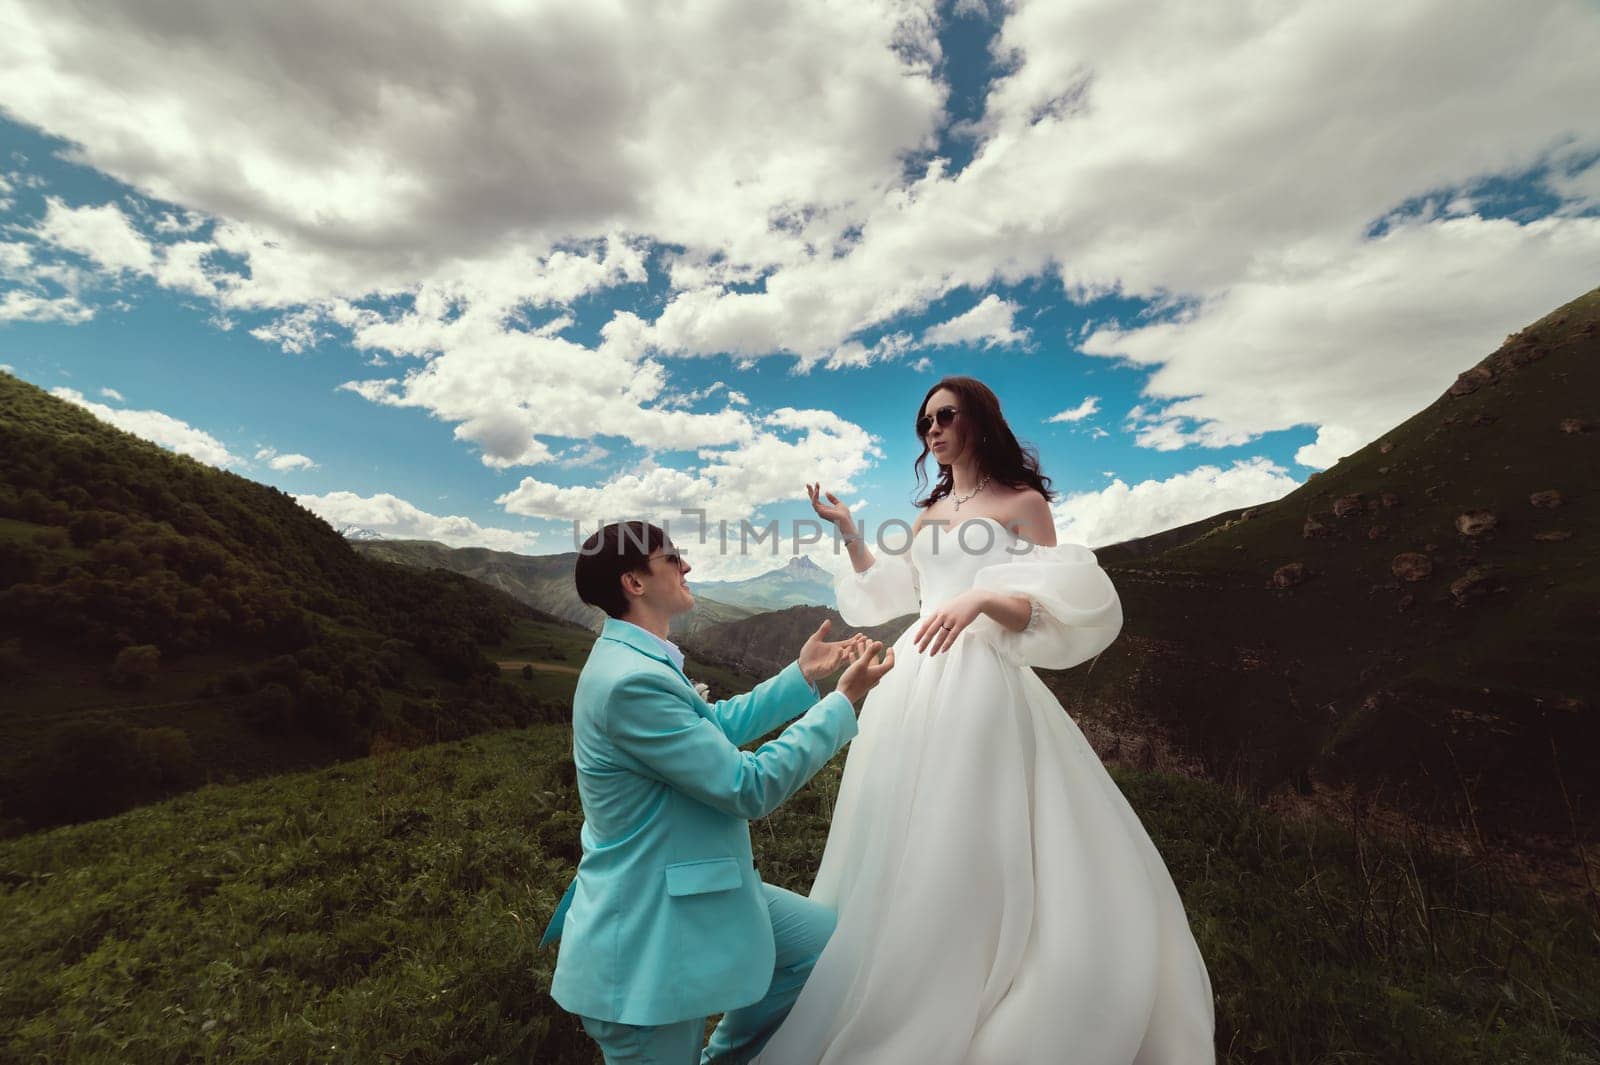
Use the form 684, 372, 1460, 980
952, 474, 990, 511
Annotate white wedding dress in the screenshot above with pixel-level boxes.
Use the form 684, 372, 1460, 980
754, 516, 1215, 1064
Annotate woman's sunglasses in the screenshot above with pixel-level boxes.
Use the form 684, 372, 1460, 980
916, 405, 960, 437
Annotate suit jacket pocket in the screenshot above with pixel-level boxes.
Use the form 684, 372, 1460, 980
664, 856, 743, 897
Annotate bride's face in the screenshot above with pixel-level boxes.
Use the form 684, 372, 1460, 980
921, 388, 969, 466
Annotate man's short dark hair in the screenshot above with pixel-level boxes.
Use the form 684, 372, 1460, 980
574, 521, 671, 619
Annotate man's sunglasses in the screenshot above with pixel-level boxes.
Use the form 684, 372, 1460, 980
916, 406, 961, 437
649, 549, 688, 569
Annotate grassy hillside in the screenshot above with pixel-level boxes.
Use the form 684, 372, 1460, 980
1, 724, 1594, 1063
0, 374, 584, 833
1048, 287, 1600, 843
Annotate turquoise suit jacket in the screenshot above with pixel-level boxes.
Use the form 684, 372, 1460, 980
541, 616, 859, 1026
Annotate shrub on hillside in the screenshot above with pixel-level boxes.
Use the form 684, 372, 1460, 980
110, 643, 161, 689
22, 720, 198, 825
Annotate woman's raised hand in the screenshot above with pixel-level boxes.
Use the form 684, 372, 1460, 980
806, 482, 852, 530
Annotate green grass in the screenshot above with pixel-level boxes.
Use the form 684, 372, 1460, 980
2, 725, 1596, 1063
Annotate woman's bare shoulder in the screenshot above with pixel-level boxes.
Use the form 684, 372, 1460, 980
995, 487, 1055, 544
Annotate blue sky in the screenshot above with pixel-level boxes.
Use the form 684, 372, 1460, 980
2, 0, 1597, 578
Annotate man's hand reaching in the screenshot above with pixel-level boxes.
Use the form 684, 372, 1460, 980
836, 639, 894, 711
798, 618, 869, 687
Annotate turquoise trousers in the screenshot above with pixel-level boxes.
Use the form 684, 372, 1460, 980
578, 883, 834, 1065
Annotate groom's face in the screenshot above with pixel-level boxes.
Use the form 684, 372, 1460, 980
636, 541, 694, 616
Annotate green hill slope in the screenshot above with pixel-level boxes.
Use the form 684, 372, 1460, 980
0, 374, 582, 832
1050, 287, 1600, 841
1, 724, 1593, 1063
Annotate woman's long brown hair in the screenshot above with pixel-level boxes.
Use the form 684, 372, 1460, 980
912, 375, 1055, 508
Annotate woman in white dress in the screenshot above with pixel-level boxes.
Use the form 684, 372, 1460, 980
752, 376, 1215, 1065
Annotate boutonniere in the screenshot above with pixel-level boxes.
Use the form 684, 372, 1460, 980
690, 679, 711, 701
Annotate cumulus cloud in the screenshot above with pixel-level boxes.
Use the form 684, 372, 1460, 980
270, 454, 317, 471
0, 0, 942, 281
5, 0, 1599, 554
33, 197, 155, 274
660, 380, 727, 410
621, 0, 1600, 411
494, 407, 879, 533
1047, 396, 1100, 423
1084, 215, 1600, 465
1052, 456, 1303, 549
556, 443, 611, 468
337, 328, 754, 467
294, 490, 538, 552
255, 446, 317, 471
0, 289, 92, 323
50, 386, 239, 467
920, 294, 1029, 349
802, 331, 916, 373
0, 241, 31, 272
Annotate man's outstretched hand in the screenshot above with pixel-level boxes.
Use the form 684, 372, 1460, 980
836, 639, 893, 710
798, 618, 869, 687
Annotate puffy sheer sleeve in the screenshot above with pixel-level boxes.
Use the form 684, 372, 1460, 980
965, 541, 1123, 670
834, 549, 921, 626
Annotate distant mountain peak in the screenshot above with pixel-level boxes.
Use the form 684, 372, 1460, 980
785, 554, 825, 574
337, 526, 387, 541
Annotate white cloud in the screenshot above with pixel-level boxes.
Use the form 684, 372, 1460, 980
0, 241, 32, 272
1547, 156, 1600, 213
5, 0, 1599, 556
50, 386, 239, 467
151, 209, 205, 234
920, 294, 1029, 349
294, 490, 538, 552
98, 386, 123, 401
33, 197, 155, 274
660, 380, 727, 410
1047, 395, 1100, 423
152, 239, 220, 298
1084, 214, 1600, 464
0, 289, 93, 323
495, 406, 879, 530
1052, 456, 1302, 549
250, 308, 328, 355
256, 446, 318, 471
337, 319, 760, 467
0, 0, 943, 288
802, 331, 915, 373
556, 443, 611, 468
622, 0, 1600, 378
27, 198, 225, 305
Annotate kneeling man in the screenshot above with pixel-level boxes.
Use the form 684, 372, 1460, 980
541, 521, 893, 1064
